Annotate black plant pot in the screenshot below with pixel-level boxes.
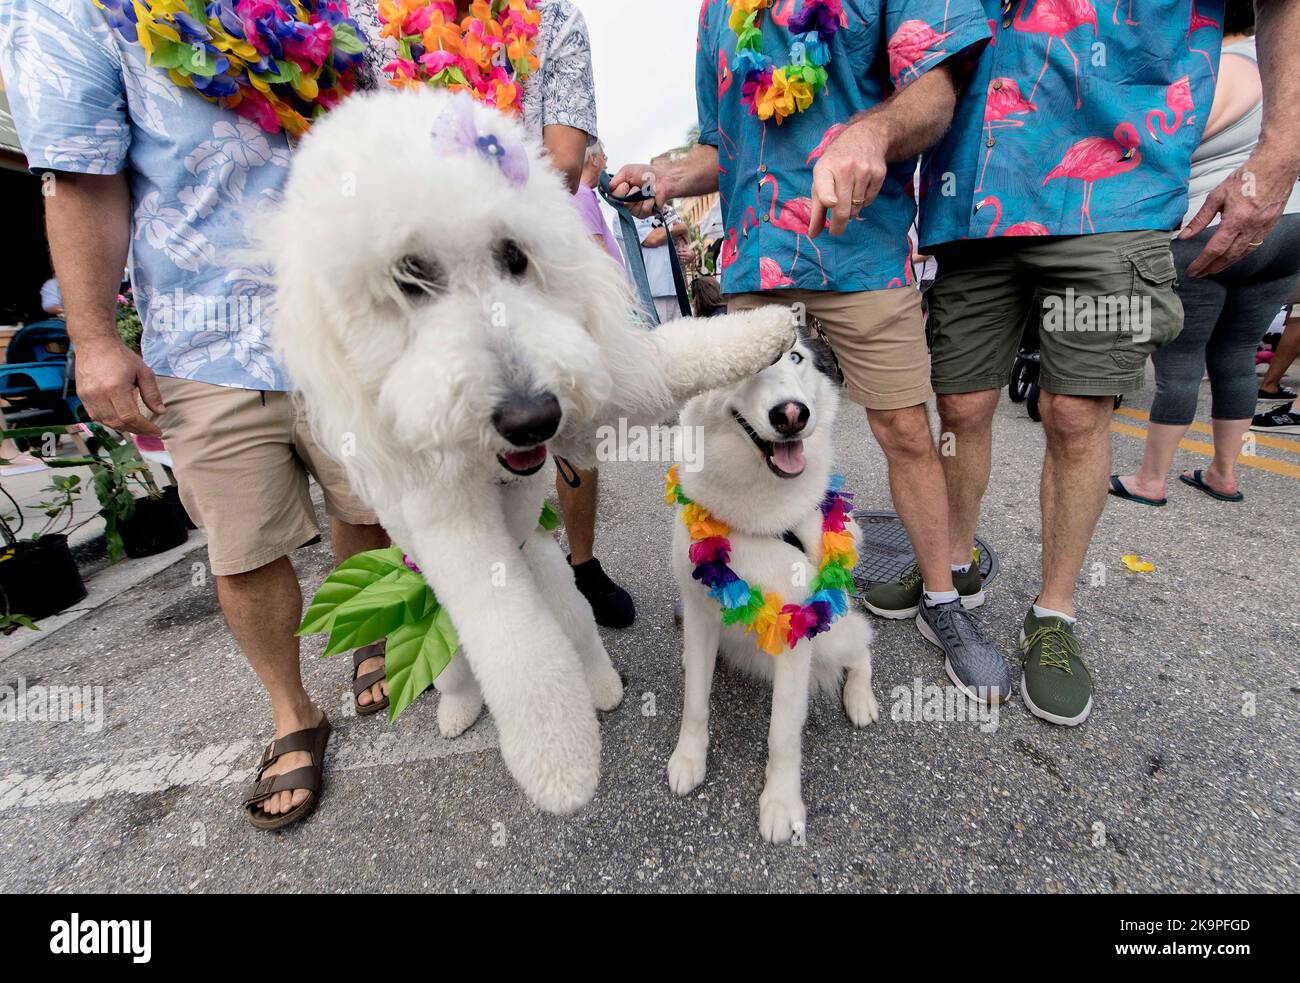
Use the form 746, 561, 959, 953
0, 535, 87, 621
119, 494, 189, 559
162, 484, 197, 530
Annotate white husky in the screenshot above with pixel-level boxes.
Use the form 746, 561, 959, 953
265, 89, 793, 815
668, 333, 880, 843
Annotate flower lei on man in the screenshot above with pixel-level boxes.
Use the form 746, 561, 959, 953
94, 0, 366, 136
378, 0, 542, 115
729, 0, 842, 123
665, 465, 858, 656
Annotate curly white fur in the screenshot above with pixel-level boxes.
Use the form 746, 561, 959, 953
261, 89, 793, 814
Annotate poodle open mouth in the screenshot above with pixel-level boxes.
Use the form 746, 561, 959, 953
497, 445, 550, 476
732, 411, 806, 479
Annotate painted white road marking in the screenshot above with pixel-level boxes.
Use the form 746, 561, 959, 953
0, 724, 499, 811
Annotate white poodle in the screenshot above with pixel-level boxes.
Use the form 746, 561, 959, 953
264, 89, 793, 815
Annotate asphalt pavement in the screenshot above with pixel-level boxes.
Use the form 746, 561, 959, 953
1, 368, 1297, 893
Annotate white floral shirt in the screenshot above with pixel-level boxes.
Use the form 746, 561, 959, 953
0, 0, 598, 392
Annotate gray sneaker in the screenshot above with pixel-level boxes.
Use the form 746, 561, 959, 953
916, 600, 1011, 705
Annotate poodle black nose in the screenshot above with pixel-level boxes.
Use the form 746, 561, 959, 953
493, 392, 562, 447
770, 401, 810, 436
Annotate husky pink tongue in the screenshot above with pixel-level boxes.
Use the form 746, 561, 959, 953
503, 446, 548, 472
769, 440, 806, 475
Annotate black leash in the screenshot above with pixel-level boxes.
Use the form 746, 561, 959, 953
598, 172, 692, 324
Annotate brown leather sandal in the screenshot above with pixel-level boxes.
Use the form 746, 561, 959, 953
353, 641, 390, 717
243, 716, 332, 831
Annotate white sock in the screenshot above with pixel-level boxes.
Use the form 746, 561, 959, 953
924, 587, 960, 607
1033, 602, 1078, 626
951, 563, 972, 574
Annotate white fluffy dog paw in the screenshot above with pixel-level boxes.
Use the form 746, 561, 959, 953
843, 669, 880, 728
758, 786, 807, 844
667, 742, 708, 796
496, 669, 602, 816
584, 662, 625, 713
437, 690, 484, 739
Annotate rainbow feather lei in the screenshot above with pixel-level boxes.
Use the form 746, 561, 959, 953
95, 1, 365, 136
378, 0, 541, 116
728, 0, 842, 124
666, 464, 858, 657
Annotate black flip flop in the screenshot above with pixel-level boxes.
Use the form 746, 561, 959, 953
1179, 469, 1244, 503
1108, 475, 1166, 507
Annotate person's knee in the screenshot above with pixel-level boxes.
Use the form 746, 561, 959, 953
936, 390, 998, 434
868, 404, 935, 461
1039, 392, 1112, 445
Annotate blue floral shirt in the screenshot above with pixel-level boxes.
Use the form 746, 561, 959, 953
696, 0, 989, 294
919, 0, 1224, 248
0, 0, 598, 392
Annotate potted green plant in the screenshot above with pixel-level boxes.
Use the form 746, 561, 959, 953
0, 471, 88, 621
6, 423, 188, 563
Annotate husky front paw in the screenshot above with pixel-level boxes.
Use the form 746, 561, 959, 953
667, 740, 708, 795
437, 689, 484, 738
758, 785, 807, 844
843, 668, 880, 727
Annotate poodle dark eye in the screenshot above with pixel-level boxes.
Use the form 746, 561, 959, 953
789, 350, 804, 364
496, 239, 529, 277
393, 254, 445, 300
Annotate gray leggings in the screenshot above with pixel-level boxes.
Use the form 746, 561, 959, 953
1151, 212, 1300, 426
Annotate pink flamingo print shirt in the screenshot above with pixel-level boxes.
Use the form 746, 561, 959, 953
919, 0, 1225, 248
697, 0, 990, 294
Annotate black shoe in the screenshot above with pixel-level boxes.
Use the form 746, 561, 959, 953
570, 556, 636, 629
1251, 406, 1300, 434
1258, 385, 1298, 403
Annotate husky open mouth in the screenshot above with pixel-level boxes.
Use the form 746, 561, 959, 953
497, 445, 550, 476
732, 411, 806, 479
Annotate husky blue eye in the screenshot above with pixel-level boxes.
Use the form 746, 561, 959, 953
790, 351, 804, 364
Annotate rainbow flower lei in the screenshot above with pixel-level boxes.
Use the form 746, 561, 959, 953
94, 0, 366, 136
729, 0, 842, 124
378, 0, 541, 116
666, 465, 858, 657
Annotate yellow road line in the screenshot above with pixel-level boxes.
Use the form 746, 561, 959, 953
1114, 405, 1300, 454
1109, 419, 1300, 479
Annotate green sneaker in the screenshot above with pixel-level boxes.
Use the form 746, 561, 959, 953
862, 559, 985, 620
1019, 609, 1093, 726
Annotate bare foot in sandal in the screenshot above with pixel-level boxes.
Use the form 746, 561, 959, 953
246, 704, 331, 828
353, 641, 389, 715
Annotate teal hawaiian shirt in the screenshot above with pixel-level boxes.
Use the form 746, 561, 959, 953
920, 0, 1225, 247
696, 0, 990, 294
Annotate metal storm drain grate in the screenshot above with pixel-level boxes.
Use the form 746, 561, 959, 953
851, 510, 999, 596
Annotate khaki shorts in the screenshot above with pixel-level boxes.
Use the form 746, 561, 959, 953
727, 287, 932, 410
155, 377, 377, 576
928, 230, 1184, 397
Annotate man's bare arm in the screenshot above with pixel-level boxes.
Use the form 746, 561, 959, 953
610, 144, 720, 219
542, 124, 590, 194
810, 62, 960, 238
1183, 0, 1300, 276
46, 171, 164, 436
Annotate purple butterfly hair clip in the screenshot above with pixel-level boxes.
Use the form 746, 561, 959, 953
432, 94, 530, 186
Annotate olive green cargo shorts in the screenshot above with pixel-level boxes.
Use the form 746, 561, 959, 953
927, 230, 1184, 397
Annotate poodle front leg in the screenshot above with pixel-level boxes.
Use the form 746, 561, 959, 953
523, 534, 624, 712
759, 647, 812, 844
667, 586, 720, 796
399, 496, 601, 816
646, 306, 795, 415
